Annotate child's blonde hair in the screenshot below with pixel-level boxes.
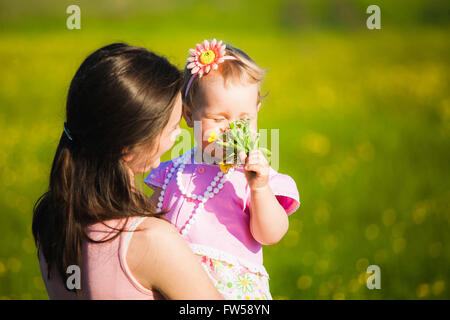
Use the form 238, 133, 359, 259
182, 43, 265, 111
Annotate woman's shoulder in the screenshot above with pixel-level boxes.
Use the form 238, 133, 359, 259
135, 216, 178, 238
127, 216, 223, 299
128, 216, 187, 254
126, 216, 197, 292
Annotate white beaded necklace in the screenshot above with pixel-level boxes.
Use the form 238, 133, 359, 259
155, 148, 235, 236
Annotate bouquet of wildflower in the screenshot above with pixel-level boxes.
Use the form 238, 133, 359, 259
208, 117, 271, 173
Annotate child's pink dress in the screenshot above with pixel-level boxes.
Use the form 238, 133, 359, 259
144, 148, 300, 300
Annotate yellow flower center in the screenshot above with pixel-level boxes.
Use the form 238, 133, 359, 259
241, 279, 248, 286
200, 50, 216, 65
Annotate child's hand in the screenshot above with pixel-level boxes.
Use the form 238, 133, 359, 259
239, 149, 270, 191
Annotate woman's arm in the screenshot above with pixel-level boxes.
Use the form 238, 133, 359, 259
127, 216, 223, 300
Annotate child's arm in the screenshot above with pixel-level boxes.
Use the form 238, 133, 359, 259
240, 150, 289, 245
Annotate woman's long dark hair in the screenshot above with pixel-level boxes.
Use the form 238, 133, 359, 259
32, 43, 182, 293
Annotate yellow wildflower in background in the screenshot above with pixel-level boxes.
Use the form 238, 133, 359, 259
219, 162, 234, 173
208, 130, 217, 143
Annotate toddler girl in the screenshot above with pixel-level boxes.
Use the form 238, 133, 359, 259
144, 39, 300, 300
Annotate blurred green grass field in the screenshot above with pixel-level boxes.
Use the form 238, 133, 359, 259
0, 0, 449, 299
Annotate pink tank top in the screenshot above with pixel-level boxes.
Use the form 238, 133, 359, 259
38, 216, 164, 299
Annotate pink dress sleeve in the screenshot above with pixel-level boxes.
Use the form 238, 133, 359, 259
244, 168, 300, 216
143, 161, 173, 190
268, 171, 300, 215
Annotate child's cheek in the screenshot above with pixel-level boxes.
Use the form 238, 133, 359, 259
250, 119, 258, 133
201, 140, 210, 151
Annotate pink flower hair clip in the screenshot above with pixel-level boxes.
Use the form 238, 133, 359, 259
184, 39, 237, 98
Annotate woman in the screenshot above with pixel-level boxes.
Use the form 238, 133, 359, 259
32, 43, 222, 299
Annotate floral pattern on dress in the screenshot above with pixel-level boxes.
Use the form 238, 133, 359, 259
197, 254, 272, 300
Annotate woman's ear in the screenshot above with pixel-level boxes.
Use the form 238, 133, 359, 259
122, 147, 134, 163
182, 103, 194, 128
256, 101, 261, 112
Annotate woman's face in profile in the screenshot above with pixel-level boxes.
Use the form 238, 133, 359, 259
126, 93, 183, 175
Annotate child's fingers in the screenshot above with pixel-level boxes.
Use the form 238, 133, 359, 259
245, 163, 263, 173
249, 149, 267, 163
239, 151, 247, 164
247, 151, 267, 166
259, 154, 268, 166
244, 163, 269, 175
249, 149, 262, 158
247, 153, 257, 165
